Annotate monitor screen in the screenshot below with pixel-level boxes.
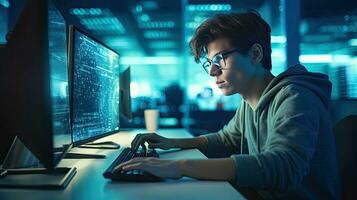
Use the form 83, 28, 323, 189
70, 26, 120, 144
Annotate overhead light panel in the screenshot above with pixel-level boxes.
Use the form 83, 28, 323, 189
70, 8, 125, 34
103, 37, 139, 49
144, 30, 171, 39
70, 8, 102, 16
139, 21, 175, 29
154, 51, 177, 56
187, 4, 231, 12
186, 22, 201, 29
135, 5, 143, 13
139, 14, 150, 22
149, 41, 176, 49
142, 1, 158, 10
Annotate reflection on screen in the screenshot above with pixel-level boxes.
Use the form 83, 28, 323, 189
48, 2, 71, 149
72, 30, 120, 143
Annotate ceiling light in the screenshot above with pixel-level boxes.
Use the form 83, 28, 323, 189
187, 4, 231, 12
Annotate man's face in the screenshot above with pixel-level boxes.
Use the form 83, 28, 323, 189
206, 38, 256, 96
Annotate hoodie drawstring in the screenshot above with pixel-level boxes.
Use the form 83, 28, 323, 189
241, 104, 246, 154
256, 111, 260, 153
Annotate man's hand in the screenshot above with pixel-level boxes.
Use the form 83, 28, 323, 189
114, 157, 236, 182
131, 133, 176, 151
114, 157, 183, 179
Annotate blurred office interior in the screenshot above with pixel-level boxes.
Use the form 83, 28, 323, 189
1, 0, 356, 135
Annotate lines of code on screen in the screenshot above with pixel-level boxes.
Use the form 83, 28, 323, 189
72, 30, 120, 143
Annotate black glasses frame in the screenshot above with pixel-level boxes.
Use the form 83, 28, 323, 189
200, 48, 241, 74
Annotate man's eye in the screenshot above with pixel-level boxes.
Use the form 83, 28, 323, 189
213, 56, 222, 63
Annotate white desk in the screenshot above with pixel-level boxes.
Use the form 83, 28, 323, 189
0, 129, 246, 200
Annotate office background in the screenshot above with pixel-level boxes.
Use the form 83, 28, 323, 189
1, 0, 356, 134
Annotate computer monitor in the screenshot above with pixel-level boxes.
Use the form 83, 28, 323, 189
2, 0, 71, 169
0, 0, 75, 189
120, 65, 133, 122
68, 25, 120, 148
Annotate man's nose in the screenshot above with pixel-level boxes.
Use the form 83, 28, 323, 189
209, 64, 221, 77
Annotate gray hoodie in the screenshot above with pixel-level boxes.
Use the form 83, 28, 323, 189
203, 64, 340, 199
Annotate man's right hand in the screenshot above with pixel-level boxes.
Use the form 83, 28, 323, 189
131, 133, 176, 151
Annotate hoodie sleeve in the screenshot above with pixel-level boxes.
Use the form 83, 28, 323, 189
232, 85, 320, 192
201, 101, 244, 158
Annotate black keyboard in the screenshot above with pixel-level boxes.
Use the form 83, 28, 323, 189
103, 147, 162, 182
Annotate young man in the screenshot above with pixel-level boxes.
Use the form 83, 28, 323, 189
115, 12, 340, 199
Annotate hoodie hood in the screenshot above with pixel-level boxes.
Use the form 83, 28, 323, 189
256, 64, 332, 112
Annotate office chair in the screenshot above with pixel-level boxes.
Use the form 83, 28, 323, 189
334, 115, 357, 200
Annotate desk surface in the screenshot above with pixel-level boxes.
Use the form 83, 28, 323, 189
0, 129, 245, 200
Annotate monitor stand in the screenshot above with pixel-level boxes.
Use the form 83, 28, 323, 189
78, 141, 120, 149
0, 136, 76, 189
64, 152, 106, 159
63, 141, 120, 159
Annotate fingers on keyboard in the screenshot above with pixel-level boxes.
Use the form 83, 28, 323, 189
131, 133, 149, 151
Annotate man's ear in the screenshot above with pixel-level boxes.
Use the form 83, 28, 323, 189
250, 43, 263, 65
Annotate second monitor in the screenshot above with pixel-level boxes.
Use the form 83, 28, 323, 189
119, 65, 133, 128
68, 25, 120, 150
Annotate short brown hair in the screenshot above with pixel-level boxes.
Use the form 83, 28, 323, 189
189, 11, 272, 70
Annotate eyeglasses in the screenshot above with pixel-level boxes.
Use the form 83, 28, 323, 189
200, 48, 241, 74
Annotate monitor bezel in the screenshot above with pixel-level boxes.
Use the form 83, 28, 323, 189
67, 24, 121, 147
50, 0, 73, 165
